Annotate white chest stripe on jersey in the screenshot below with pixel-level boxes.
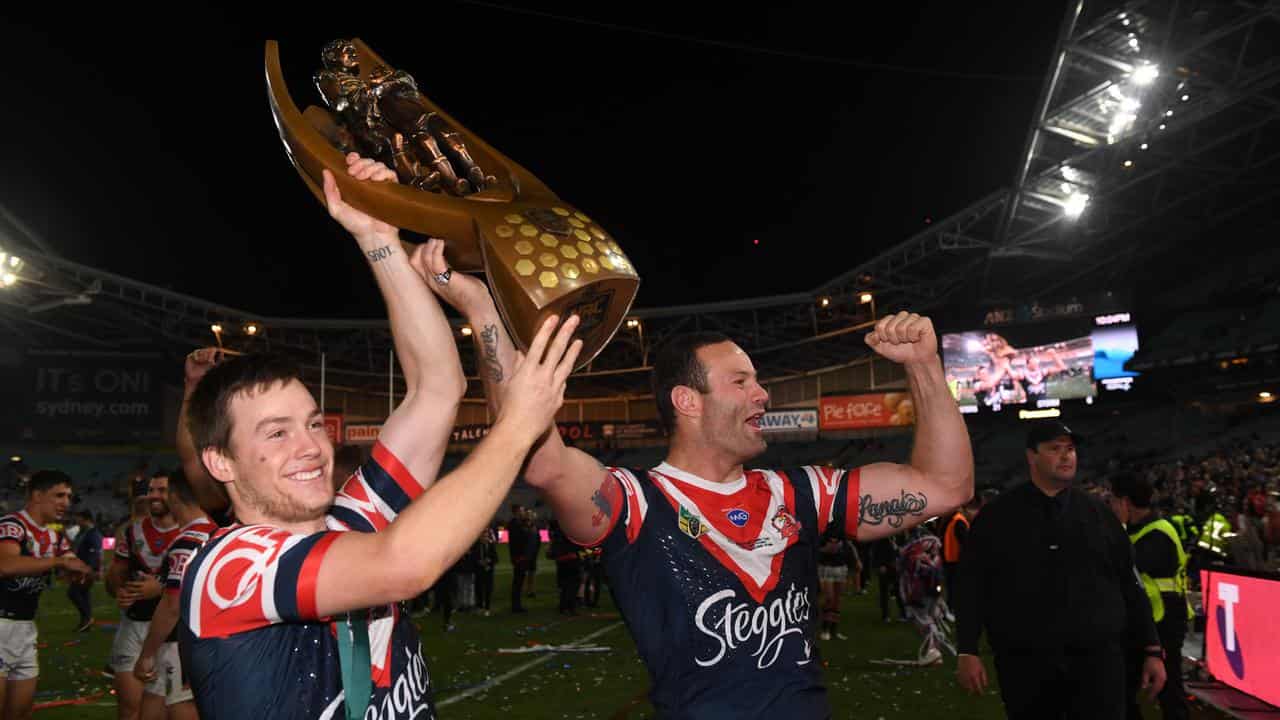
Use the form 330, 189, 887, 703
611, 468, 649, 530
652, 470, 789, 589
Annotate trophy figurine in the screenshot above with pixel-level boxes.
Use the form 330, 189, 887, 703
265, 39, 639, 367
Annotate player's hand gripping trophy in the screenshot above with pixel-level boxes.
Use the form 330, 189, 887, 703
266, 38, 639, 366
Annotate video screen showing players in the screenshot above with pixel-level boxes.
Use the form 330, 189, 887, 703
942, 331, 1096, 412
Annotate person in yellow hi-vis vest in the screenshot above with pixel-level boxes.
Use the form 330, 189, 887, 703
1109, 474, 1190, 720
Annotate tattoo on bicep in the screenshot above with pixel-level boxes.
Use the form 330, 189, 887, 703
480, 324, 504, 383
365, 245, 395, 263
859, 490, 928, 528
590, 476, 616, 529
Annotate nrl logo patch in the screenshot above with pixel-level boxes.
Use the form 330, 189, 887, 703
678, 505, 707, 540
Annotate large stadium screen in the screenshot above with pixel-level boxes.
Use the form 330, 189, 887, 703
941, 313, 1140, 412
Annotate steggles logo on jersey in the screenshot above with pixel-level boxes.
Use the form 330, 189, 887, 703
726, 509, 750, 527
694, 582, 813, 670
678, 505, 706, 540
770, 507, 801, 539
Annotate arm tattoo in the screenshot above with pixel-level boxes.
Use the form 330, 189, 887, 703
590, 475, 614, 528
859, 490, 928, 528
479, 324, 503, 383
365, 245, 394, 263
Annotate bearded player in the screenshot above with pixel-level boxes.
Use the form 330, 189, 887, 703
176, 154, 583, 720
422, 249, 973, 718
107, 472, 180, 720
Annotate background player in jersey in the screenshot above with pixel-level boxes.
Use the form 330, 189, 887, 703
0, 470, 93, 720
106, 472, 179, 720
422, 250, 974, 718
176, 154, 584, 720
132, 470, 214, 720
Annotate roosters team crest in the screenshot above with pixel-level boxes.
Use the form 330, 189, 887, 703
771, 507, 801, 539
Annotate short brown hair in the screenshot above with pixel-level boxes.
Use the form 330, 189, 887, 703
651, 332, 732, 433
187, 353, 305, 459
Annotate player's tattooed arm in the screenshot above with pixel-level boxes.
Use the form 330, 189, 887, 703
589, 473, 614, 530
365, 244, 395, 263
859, 490, 928, 529
479, 324, 504, 384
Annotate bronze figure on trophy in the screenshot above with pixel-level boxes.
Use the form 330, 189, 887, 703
266, 38, 639, 367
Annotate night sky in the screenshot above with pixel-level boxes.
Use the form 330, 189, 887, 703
3, 2, 1063, 319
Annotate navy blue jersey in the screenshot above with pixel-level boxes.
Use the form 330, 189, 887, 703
595, 463, 860, 720
114, 516, 181, 622
179, 442, 436, 720
0, 511, 72, 620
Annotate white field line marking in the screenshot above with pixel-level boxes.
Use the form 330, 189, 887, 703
436, 621, 623, 707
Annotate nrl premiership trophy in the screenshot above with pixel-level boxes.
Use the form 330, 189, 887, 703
265, 39, 639, 367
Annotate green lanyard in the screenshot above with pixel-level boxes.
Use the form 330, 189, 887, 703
336, 612, 372, 720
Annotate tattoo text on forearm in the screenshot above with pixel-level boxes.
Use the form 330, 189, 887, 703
480, 324, 503, 383
365, 245, 394, 263
859, 490, 928, 528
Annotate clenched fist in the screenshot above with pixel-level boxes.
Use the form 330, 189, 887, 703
866, 311, 938, 366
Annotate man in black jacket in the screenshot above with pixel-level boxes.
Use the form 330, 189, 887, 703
507, 504, 530, 613
954, 420, 1166, 719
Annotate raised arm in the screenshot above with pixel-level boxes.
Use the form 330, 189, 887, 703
179, 348, 230, 515
322, 156, 465, 489
312, 314, 583, 616
414, 247, 617, 545
855, 312, 974, 542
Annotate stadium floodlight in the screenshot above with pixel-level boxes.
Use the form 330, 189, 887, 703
625, 318, 641, 330
0, 273, 16, 288
1123, 160, 1134, 168
859, 293, 873, 304
1181, 94, 1189, 102
1165, 109, 1173, 117
1063, 192, 1090, 219
818, 296, 831, 309
460, 326, 473, 337
1128, 38, 1140, 50
1140, 143, 1149, 150
1061, 166, 1082, 183
245, 323, 260, 336
1131, 63, 1159, 86
210, 323, 223, 334
1261, 391, 1274, 400
8, 456, 19, 463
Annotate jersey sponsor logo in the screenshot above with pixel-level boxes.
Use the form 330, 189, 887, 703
678, 505, 706, 540
693, 583, 813, 670
322, 644, 433, 720
726, 509, 750, 527
770, 507, 801, 540
0, 524, 24, 542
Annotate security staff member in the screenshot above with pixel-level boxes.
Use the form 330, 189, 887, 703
955, 420, 1166, 719
1109, 474, 1190, 720
943, 495, 981, 607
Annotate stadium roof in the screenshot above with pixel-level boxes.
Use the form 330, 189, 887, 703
3, 0, 1278, 398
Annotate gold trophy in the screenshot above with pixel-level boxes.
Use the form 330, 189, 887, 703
265, 39, 639, 367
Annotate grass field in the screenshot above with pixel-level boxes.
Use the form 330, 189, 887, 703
29, 556, 1227, 719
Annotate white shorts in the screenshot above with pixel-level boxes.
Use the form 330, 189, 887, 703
818, 565, 849, 584
156, 642, 194, 705
0, 619, 38, 681
110, 617, 149, 673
